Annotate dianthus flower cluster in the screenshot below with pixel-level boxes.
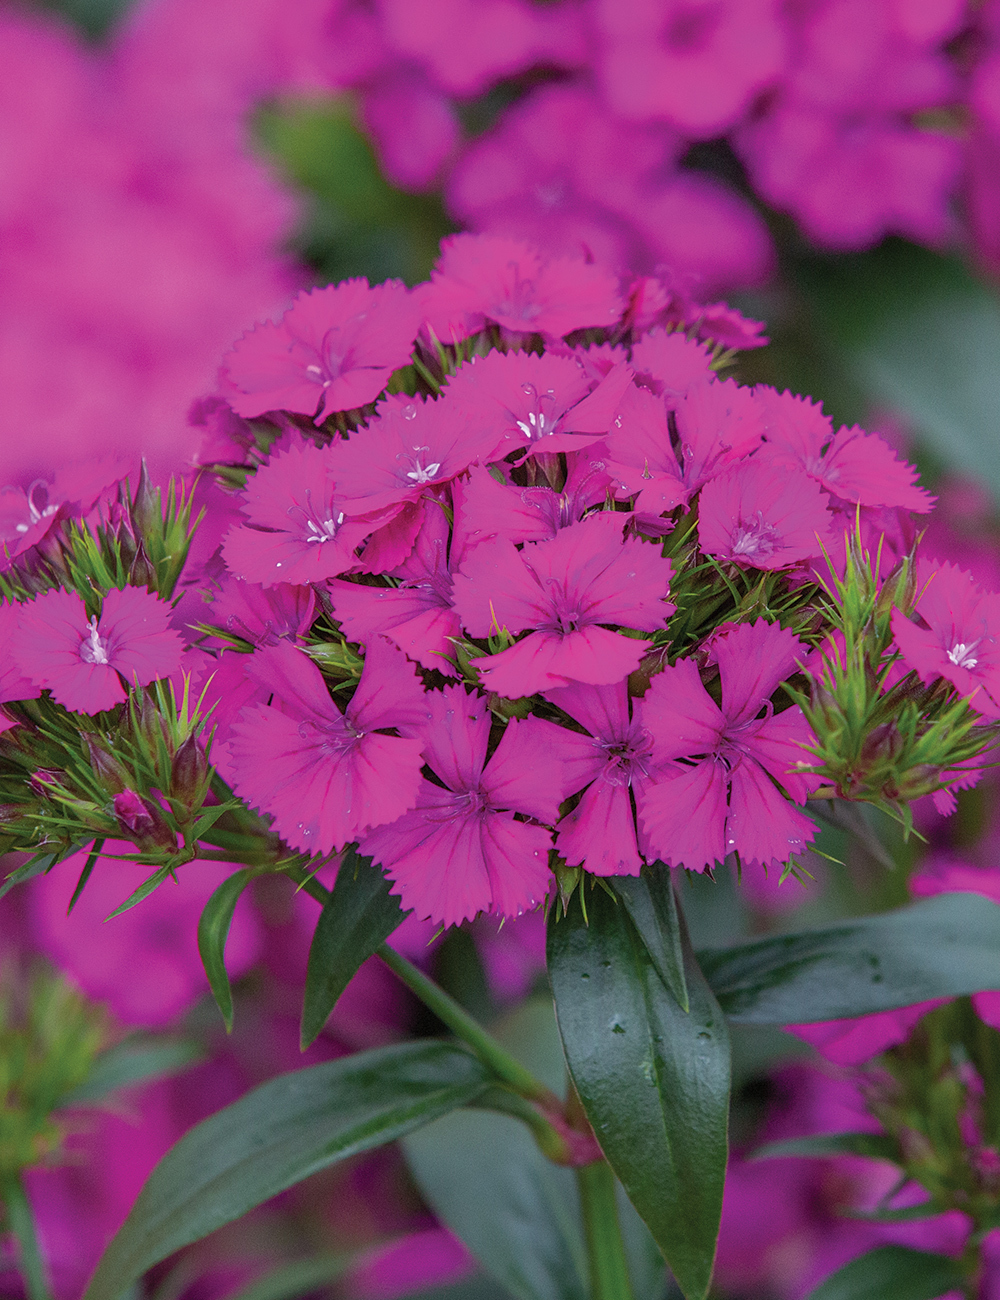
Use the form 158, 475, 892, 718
105, 0, 1000, 289
0, 236, 995, 932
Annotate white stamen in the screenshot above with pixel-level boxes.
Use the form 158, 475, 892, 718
79, 616, 109, 665
948, 641, 979, 669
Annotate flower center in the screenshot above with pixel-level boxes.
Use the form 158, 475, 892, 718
948, 640, 980, 670
399, 446, 442, 484
514, 384, 560, 442
79, 615, 110, 665
730, 511, 783, 560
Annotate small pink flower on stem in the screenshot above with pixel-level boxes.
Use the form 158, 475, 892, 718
222, 637, 428, 856
222, 279, 419, 424
638, 621, 817, 872
360, 684, 592, 925
698, 460, 834, 569
453, 513, 675, 697
15, 586, 184, 714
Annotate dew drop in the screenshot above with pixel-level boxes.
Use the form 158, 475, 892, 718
402, 404, 417, 420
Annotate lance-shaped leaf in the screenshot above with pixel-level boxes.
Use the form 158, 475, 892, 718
63, 1034, 202, 1105
610, 867, 688, 1012
803, 1245, 966, 1300
197, 868, 253, 1032
699, 892, 1000, 1024
82, 1041, 490, 1300
548, 887, 730, 1300
752, 1132, 900, 1162
301, 851, 408, 1049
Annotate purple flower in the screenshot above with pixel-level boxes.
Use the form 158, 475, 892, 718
222, 279, 420, 424
546, 680, 655, 876
222, 637, 428, 855
221, 438, 378, 588
638, 620, 817, 872
698, 460, 835, 569
14, 586, 185, 714
360, 683, 591, 925
452, 513, 675, 697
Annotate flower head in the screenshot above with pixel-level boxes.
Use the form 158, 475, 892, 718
222, 637, 428, 856
221, 438, 376, 588
698, 460, 834, 569
15, 586, 184, 714
638, 621, 817, 872
891, 560, 1000, 716
360, 683, 590, 925
453, 513, 675, 697
222, 279, 419, 424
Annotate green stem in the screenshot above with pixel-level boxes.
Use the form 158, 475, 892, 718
3, 1176, 53, 1300
376, 942, 555, 1104
576, 1161, 635, 1300
283, 865, 556, 1106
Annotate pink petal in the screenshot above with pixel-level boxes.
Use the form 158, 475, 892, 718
714, 619, 806, 727
638, 656, 725, 763
485, 713, 597, 822
638, 759, 729, 871
725, 758, 817, 868
557, 778, 642, 876
476, 624, 647, 697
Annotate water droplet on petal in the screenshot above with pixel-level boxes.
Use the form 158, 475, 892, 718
402, 404, 417, 420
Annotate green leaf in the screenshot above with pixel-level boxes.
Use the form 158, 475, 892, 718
698, 892, 1000, 1024
610, 868, 689, 1012
301, 851, 407, 1050
106, 866, 172, 919
799, 240, 1000, 497
547, 887, 730, 1300
62, 1035, 202, 1105
0, 845, 88, 900
82, 1041, 490, 1300
752, 1132, 900, 1162
404, 1109, 589, 1300
197, 868, 253, 1032
221, 1255, 348, 1300
803, 1246, 965, 1300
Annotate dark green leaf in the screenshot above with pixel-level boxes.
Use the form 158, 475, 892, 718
404, 1109, 589, 1300
800, 241, 1000, 496
753, 1132, 900, 1162
222, 1255, 348, 1300
197, 868, 252, 1032
804, 1246, 965, 1300
548, 888, 730, 1300
699, 893, 1000, 1024
301, 852, 407, 1049
82, 1041, 490, 1300
106, 866, 172, 919
0, 845, 87, 900
611, 869, 689, 1012
62, 1035, 202, 1105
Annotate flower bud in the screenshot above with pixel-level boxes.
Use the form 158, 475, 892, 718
113, 788, 176, 850
29, 768, 66, 798
84, 733, 128, 794
170, 731, 208, 805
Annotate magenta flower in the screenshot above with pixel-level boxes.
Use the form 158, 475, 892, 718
443, 348, 633, 460
638, 621, 818, 873
891, 561, 1000, 717
222, 279, 420, 424
590, 0, 787, 136
600, 383, 687, 515
452, 513, 675, 697
221, 438, 377, 588
0, 601, 38, 704
331, 392, 500, 515
756, 386, 934, 511
222, 637, 428, 856
14, 586, 184, 714
451, 454, 612, 561
629, 329, 715, 400
418, 233, 624, 342
546, 680, 655, 877
359, 684, 592, 926
329, 502, 461, 672
672, 377, 766, 494
698, 460, 835, 569
199, 576, 316, 649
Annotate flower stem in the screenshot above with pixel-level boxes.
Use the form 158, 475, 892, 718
3, 1176, 53, 1300
576, 1160, 635, 1300
375, 941, 556, 1104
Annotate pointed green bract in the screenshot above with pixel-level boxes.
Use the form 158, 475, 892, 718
698, 892, 1000, 1024
610, 868, 689, 1013
197, 868, 253, 1031
547, 888, 730, 1300
300, 851, 408, 1049
82, 1042, 491, 1300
